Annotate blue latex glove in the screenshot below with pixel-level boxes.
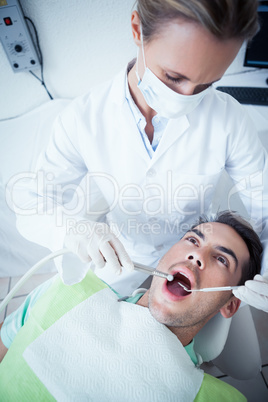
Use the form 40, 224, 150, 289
233, 273, 268, 312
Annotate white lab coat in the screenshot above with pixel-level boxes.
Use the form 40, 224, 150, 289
13, 66, 268, 294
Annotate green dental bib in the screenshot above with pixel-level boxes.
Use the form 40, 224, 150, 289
0, 269, 245, 401
0, 270, 108, 401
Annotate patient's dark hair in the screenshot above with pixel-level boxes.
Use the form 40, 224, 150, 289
191, 211, 262, 286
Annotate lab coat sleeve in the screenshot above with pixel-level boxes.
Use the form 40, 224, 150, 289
8, 104, 92, 252
225, 109, 268, 275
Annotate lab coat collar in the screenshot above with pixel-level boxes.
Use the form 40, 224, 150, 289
150, 116, 190, 166
120, 100, 151, 162
110, 65, 190, 165
110, 65, 130, 106
109, 65, 151, 162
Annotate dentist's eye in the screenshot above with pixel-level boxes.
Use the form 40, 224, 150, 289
165, 73, 183, 84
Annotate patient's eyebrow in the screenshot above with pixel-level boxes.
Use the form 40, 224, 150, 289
189, 228, 205, 241
187, 228, 238, 269
216, 246, 238, 270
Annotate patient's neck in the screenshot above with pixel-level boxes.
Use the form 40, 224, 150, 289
166, 326, 196, 347
137, 292, 205, 347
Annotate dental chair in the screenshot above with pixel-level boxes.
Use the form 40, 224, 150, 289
194, 305, 262, 380
201, 170, 263, 380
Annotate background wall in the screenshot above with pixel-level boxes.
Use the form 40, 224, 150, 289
0, 0, 137, 120
1, 0, 268, 121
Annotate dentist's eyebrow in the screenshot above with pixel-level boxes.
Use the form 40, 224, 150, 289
216, 246, 238, 270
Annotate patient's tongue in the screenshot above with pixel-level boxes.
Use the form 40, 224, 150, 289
167, 279, 189, 297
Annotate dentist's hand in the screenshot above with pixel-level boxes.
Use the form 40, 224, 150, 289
64, 220, 134, 275
232, 273, 268, 313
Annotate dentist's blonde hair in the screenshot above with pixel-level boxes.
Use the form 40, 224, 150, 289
136, 0, 259, 42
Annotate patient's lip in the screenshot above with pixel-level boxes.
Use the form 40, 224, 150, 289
162, 265, 196, 301
170, 265, 195, 289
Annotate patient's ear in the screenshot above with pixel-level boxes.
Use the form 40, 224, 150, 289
220, 296, 241, 318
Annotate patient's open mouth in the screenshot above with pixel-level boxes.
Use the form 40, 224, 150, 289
166, 272, 192, 297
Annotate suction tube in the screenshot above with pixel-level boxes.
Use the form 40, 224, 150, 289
0, 248, 70, 314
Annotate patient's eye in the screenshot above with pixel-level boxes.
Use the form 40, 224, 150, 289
186, 236, 198, 245
216, 255, 228, 267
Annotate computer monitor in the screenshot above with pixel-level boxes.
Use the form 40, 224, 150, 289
244, 3, 268, 69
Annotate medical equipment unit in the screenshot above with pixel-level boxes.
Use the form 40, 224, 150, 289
0, 0, 40, 72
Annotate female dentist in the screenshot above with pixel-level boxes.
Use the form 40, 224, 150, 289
14, 0, 268, 312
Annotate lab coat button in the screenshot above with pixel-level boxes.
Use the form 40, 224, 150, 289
147, 169, 156, 177
156, 244, 164, 251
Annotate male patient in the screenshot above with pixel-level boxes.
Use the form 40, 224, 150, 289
0, 211, 262, 401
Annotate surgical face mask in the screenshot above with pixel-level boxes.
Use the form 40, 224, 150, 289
136, 29, 211, 119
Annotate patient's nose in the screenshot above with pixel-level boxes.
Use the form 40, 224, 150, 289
187, 254, 204, 270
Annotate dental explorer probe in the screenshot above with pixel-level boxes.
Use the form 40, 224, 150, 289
177, 282, 240, 292
133, 262, 174, 281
